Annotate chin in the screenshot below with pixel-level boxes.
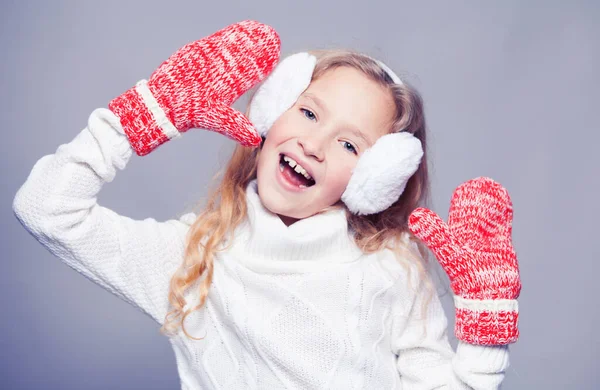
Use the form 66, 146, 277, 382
258, 185, 315, 219
264, 197, 315, 219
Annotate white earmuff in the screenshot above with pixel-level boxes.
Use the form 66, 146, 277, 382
248, 52, 316, 138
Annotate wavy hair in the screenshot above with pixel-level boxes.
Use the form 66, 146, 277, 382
160, 49, 436, 340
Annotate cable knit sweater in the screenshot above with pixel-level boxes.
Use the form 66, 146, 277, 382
13, 108, 510, 389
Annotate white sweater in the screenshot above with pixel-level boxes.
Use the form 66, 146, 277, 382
13, 108, 510, 390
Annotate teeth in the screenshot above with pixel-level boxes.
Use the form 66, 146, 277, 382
283, 155, 313, 181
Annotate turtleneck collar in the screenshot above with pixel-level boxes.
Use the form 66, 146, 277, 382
224, 180, 365, 273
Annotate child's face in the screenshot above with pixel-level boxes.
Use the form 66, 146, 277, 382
256, 66, 395, 225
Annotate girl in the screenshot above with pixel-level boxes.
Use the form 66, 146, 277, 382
13, 20, 520, 389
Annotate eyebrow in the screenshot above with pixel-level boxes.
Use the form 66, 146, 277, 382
302, 93, 373, 146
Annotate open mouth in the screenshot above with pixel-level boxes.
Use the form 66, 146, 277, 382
279, 154, 316, 188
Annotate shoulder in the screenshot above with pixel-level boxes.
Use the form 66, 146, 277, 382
376, 231, 439, 300
375, 232, 422, 275
163, 212, 197, 240
177, 212, 197, 227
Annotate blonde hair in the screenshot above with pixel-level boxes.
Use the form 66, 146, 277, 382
160, 49, 436, 340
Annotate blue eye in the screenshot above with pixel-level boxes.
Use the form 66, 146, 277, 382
341, 141, 357, 155
300, 108, 317, 121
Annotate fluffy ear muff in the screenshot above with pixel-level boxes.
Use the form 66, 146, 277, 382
248, 52, 317, 138
341, 132, 424, 215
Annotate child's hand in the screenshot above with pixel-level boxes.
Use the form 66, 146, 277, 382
408, 177, 521, 345
109, 20, 280, 156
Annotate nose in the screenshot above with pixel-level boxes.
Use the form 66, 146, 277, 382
297, 133, 325, 162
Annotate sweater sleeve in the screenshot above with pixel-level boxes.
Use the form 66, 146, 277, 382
390, 265, 511, 390
12, 108, 196, 326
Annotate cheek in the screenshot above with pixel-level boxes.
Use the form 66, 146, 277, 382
268, 109, 300, 138
256, 115, 295, 174
324, 158, 356, 195
258, 121, 286, 160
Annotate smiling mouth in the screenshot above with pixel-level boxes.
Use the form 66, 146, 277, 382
279, 154, 316, 188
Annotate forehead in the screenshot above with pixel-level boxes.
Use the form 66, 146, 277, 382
302, 66, 395, 140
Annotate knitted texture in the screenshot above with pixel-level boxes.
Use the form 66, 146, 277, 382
13, 109, 511, 388
109, 20, 280, 156
408, 177, 521, 345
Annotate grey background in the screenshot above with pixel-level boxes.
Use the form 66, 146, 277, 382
2, 0, 598, 389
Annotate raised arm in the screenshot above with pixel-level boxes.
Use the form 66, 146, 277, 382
13, 108, 196, 324
12, 21, 281, 325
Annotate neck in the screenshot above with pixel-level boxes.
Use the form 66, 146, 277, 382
277, 213, 300, 227
224, 180, 365, 273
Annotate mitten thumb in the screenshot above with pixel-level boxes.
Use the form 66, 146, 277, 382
408, 207, 463, 272
194, 102, 262, 147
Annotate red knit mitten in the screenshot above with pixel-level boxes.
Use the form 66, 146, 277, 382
408, 177, 521, 345
109, 20, 280, 156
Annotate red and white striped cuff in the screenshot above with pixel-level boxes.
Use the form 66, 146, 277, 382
453, 295, 519, 345
108, 79, 182, 156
